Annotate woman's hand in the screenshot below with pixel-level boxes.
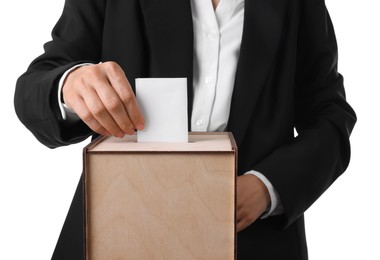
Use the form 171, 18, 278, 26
62, 61, 144, 137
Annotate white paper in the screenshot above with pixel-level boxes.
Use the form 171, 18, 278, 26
136, 78, 188, 143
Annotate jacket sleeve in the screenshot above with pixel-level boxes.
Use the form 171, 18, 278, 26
253, 0, 357, 227
14, 0, 106, 148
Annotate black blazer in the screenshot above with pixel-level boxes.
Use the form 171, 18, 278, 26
14, 0, 356, 259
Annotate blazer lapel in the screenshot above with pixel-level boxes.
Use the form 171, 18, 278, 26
139, 0, 194, 129
228, 0, 289, 146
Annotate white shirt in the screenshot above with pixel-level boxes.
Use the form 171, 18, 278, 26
58, 0, 283, 217
190, 0, 244, 132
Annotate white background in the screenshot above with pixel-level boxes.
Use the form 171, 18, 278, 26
0, 0, 379, 259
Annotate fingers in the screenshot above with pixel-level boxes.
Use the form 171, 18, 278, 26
69, 96, 110, 136
236, 205, 258, 232
89, 76, 135, 135
62, 61, 145, 137
237, 214, 250, 232
81, 86, 126, 137
236, 175, 270, 232
236, 176, 253, 232
104, 62, 145, 130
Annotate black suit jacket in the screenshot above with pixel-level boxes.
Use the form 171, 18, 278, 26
14, 0, 356, 259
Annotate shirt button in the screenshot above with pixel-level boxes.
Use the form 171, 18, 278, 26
208, 32, 218, 40
196, 119, 204, 126
205, 76, 213, 84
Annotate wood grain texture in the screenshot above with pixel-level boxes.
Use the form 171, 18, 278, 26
85, 133, 236, 260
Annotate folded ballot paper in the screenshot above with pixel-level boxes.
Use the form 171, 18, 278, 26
136, 78, 188, 143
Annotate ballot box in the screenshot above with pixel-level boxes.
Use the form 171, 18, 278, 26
83, 132, 237, 260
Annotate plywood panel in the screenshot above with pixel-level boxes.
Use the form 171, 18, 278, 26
89, 133, 233, 152
86, 152, 235, 260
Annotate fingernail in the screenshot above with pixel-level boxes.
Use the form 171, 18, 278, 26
125, 128, 135, 135
136, 123, 144, 131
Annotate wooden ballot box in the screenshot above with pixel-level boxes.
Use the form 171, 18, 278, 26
83, 132, 237, 260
